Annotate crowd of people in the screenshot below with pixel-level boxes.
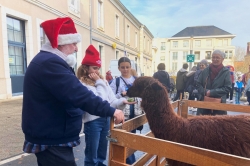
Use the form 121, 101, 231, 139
21, 16, 250, 166
153, 50, 250, 116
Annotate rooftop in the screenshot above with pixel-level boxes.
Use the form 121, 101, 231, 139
172, 26, 233, 37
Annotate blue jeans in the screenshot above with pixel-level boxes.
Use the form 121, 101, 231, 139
84, 117, 110, 166
125, 105, 136, 164
235, 92, 242, 104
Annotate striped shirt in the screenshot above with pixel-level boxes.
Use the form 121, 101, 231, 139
23, 139, 80, 153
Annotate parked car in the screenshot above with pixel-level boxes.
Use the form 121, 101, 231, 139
109, 59, 142, 78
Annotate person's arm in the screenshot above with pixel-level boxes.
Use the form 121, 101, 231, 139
39, 57, 124, 123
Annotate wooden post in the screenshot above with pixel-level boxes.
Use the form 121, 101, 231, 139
180, 99, 189, 118
109, 118, 128, 166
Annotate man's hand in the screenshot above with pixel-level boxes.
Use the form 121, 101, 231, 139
206, 90, 210, 97
113, 109, 125, 124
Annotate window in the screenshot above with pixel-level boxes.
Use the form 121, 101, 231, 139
172, 62, 177, 71
183, 51, 188, 61
206, 40, 212, 46
40, 27, 49, 47
183, 40, 189, 47
195, 40, 201, 47
218, 39, 222, 46
172, 52, 178, 60
194, 51, 200, 60
68, 0, 80, 15
173, 41, 178, 48
205, 51, 211, 59
147, 40, 149, 52
98, 0, 103, 28
161, 42, 166, 50
135, 32, 138, 48
225, 51, 228, 58
223, 39, 228, 46
160, 56, 165, 61
229, 51, 233, 59
144, 36, 145, 50
115, 15, 119, 37
116, 50, 119, 59
98, 45, 103, 73
7, 17, 24, 43
7, 17, 26, 75
127, 25, 130, 43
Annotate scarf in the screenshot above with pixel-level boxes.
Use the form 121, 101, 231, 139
209, 63, 224, 83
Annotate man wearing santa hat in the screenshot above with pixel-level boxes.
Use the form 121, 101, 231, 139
22, 17, 124, 166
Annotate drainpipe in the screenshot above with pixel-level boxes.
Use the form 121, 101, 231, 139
123, 9, 125, 56
89, 0, 92, 44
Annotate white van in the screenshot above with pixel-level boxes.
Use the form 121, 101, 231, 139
109, 59, 142, 78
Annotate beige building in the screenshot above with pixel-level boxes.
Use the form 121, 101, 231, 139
153, 26, 236, 75
0, 0, 153, 99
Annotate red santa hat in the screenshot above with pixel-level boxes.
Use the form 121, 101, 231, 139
40, 17, 81, 48
81, 45, 102, 67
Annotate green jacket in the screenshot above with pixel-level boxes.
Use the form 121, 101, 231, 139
196, 66, 231, 115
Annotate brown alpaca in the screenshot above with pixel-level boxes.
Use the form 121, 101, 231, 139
127, 76, 250, 166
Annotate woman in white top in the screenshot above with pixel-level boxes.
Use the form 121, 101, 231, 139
77, 45, 134, 166
109, 57, 143, 164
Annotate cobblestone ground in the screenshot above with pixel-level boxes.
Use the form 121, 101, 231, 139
0, 99, 24, 160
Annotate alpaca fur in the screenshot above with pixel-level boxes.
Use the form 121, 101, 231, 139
127, 76, 250, 166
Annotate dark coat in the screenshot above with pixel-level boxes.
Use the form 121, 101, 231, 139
22, 51, 115, 145
153, 70, 170, 91
175, 69, 188, 91
196, 66, 231, 115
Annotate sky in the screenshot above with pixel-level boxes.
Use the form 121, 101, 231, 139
120, 0, 250, 49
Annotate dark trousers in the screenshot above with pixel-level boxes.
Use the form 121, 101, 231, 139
247, 91, 250, 105
173, 90, 184, 101
226, 83, 235, 100
125, 104, 136, 164
35, 146, 76, 166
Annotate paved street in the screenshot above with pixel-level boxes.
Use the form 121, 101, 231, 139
0, 98, 148, 166
0, 98, 249, 166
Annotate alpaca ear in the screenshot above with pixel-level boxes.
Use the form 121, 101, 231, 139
151, 82, 162, 90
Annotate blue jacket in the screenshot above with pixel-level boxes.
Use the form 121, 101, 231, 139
22, 51, 115, 145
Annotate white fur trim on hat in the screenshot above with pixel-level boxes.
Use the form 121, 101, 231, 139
58, 33, 81, 45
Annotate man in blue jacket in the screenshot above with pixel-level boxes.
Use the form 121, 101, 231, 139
22, 17, 124, 166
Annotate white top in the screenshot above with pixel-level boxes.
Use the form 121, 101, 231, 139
109, 76, 143, 120
81, 79, 126, 123
109, 76, 136, 98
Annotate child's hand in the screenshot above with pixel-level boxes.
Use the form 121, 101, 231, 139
89, 73, 100, 81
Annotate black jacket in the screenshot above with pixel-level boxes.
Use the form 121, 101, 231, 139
153, 70, 170, 91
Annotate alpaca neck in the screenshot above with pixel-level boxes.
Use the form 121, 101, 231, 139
141, 93, 183, 139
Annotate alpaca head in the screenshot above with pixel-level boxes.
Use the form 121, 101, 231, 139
127, 76, 165, 98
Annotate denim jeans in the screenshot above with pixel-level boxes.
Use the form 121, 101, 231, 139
235, 92, 242, 104
84, 117, 110, 166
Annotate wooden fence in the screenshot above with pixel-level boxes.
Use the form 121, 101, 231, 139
108, 100, 250, 166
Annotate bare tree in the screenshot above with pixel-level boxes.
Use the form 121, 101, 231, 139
234, 46, 246, 61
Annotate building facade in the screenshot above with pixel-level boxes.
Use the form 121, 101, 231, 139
153, 26, 236, 75
0, 0, 153, 99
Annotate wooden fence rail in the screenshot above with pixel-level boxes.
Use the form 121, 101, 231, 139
108, 100, 250, 166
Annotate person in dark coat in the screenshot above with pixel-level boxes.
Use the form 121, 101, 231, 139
173, 63, 189, 101
22, 17, 124, 166
187, 59, 209, 101
184, 66, 197, 100
196, 50, 231, 116
153, 63, 171, 92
